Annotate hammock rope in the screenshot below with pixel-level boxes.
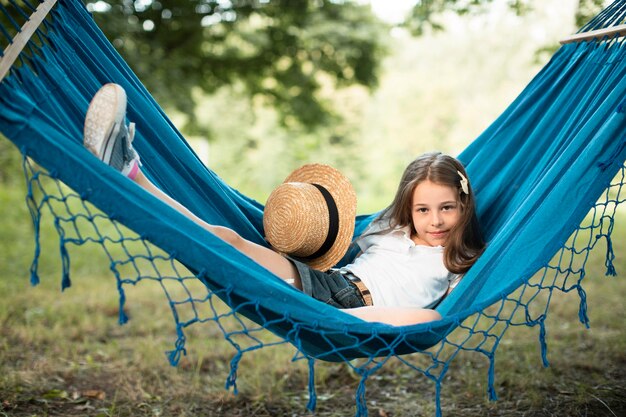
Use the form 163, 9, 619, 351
1, 1, 625, 416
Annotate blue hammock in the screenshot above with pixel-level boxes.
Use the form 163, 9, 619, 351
1, 0, 625, 416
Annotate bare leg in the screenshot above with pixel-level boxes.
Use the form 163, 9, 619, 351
133, 170, 301, 287
83, 84, 299, 286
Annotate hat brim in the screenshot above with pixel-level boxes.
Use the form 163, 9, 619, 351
283, 164, 357, 271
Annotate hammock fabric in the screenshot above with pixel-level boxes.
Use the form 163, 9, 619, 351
1, 0, 625, 415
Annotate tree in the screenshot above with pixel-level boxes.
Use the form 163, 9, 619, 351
87, 0, 610, 135
403, 0, 531, 36
403, 0, 610, 36
574, 0, 610, 27
87, 0, 390, 134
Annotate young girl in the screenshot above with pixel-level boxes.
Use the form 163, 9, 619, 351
84, 84, 485, 326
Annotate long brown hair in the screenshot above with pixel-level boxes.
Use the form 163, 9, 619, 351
376, 152, 485, 274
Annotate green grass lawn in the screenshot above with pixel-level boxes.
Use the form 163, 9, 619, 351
1, 176, 625, 417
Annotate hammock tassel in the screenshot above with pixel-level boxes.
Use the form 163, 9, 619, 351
47, 165, 73, 291
603, 233, 617, 276
25, 160, 41, 287
28, 206, 41, 287
576, 285, 590, 328
538, 318, 550, 368
166, 327, 187, 366
355, 370, 369, 417
59, 237, 71, 291
434, 379, 443, 417
225, 352, 242, 395
116, 279, 129, 325
487, 352, 498, 401
306, 357, 317, 412
29, 246, 41, 286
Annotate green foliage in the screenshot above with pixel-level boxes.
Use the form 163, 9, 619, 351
575, 0, 611, 27
533, 0, 614, 61
403, 0, 532, 36
185, 81, 371, 206
87, 0, 390, 133
195, 0, 577, 213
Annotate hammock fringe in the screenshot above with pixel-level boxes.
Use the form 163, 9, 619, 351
538, 318, 550, 368
306, 358, 317, 411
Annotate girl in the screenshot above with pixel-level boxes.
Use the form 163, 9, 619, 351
84, 84, 485, 326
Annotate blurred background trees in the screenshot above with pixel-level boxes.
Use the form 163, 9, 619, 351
86, 0, 607, 132
0, 0, 610, 210
80, 0, 606, 211
87, 0, 390, 133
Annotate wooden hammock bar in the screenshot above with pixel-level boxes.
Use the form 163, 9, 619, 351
560, 23, 626, 44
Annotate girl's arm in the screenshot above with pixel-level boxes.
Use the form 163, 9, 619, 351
345, 306, 442, 326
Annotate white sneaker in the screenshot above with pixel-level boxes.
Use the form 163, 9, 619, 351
84, 83, 140, 178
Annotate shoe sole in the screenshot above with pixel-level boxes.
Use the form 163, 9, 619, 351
84, 83, 127, 163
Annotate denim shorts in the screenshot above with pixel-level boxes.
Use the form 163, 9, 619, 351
289, 258, 366, 309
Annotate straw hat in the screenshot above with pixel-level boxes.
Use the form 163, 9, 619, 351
263, 164, 357, 272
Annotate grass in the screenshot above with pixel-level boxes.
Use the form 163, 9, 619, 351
1, 173, 625, 417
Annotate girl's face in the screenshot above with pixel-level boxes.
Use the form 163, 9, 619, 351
410, 180, 461, 247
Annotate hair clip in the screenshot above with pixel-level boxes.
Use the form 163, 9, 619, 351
457, 171, 469, 195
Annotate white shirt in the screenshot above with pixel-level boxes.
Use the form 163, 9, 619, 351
343, 221, 461, 308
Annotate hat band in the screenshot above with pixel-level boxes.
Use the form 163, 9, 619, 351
296, 183, 339, 262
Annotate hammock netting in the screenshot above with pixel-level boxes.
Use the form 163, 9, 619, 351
1, 0, 625, 415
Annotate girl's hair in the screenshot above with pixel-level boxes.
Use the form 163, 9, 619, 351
377, 151, 485, 274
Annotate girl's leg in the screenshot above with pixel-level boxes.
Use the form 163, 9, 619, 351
84, 83, 299, 286
133, 170, 301, 286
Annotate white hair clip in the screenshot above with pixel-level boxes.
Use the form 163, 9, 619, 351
457, 171, 469, 195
